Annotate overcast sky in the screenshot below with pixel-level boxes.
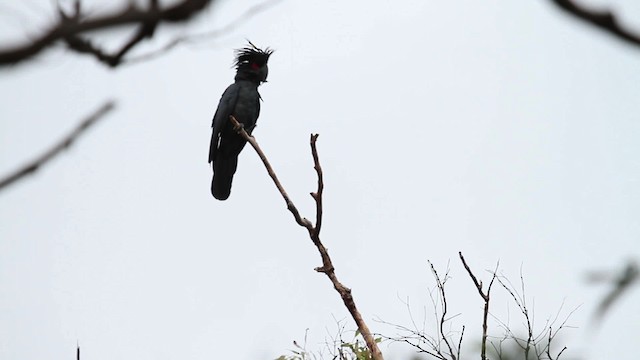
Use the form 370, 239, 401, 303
1, 0, 639, 359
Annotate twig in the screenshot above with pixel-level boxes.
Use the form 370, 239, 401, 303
382, 263, 463, 360
0, 0, 212, 66
0, 101, 116, 192
228, 115, 384, 360
550, 0, 640, 48
459, 252, 497, 360
429, 261, 457, 360
58, 0, 160, 67
125, 0, 282, 65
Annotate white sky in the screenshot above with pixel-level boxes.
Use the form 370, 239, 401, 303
1, 0, 639, 359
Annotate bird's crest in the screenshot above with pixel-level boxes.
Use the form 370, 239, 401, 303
234, 41, 273, 70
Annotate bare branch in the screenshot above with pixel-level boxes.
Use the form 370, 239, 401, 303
590, 260, 639, 326
0, 100, 116, 192
428, 261, 457, 360
492, 270, 578, 360
0, 0, 212, 66
58, 0, 160, 67
125, 0, 282, 65
382, 263, 463, 360
310, 133, 324, 237
550, 0, 640, 48
228, 116, 309, 228
459, 252, 497, 360
228, 115, 384, 360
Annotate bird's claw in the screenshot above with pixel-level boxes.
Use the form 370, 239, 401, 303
232, 122, 245, 132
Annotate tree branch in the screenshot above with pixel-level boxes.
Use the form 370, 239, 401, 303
58, 0, 160, 67
228, 115, 384, 360
0, 100, 116, 193
0, 0, 212, 66
459, 252, 497, 360
125, 0, 282, 65
427, 261, 457, 360
550, 0, 640, 48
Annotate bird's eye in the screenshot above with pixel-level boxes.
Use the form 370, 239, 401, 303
251, 63, 260, 70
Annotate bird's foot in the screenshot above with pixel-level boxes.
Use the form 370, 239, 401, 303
232, 122, 245, 132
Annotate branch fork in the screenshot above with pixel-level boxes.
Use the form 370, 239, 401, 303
228, 115, 384, 360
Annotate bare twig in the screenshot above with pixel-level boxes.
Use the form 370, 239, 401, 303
492, 271, 578, 360
459, 252, 497, 360
228, 115, 384, 360
429, 261, 457, 360
589, 260, 639, 325
382, 262, 463, 360
494, 267, 537, 358
0, 0, 212, 66
125, 0, 282, 65
378, 318, 447, 360
550, 0, 640, 48
0, 100, 116, 192
58, 0, 160, 67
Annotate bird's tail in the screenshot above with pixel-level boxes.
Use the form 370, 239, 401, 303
211, 155, 238, 200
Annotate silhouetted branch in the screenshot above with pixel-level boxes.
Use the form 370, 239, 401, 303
492, 270, 577, 360
58, 0, 160, 67
125, 0, 282, 65
382, 263, 463, 360
459, 252, 497, 360
0, 101, 116, 192
587, 259, 639, 326
551, 0, 640, 48
228, 115, 384, 360
0, 0, 212, 67
428, 261, 458, 360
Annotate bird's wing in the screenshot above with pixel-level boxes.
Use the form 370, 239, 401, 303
209, 83, 240, 163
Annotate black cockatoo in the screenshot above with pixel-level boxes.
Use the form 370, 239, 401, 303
208, 42, 273, 200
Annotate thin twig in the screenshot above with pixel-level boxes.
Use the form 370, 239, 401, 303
428, 261, 458, 360
125, 0, 282, 65
228, 115, 384, 360
0, 100, 116, 192
550, 0, 640, 48
459, 252, 497, 360
0, 0, 212, 66
59, 0, 160, 67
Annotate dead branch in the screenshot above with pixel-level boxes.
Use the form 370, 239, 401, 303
589, 260, 639, 326
0, 100, 115, 193
228, 115, 384, 360
125, 0, 282, 65
377, 319, 448, 360
459, 252, 497, 360
381, 262, 463, 360
550, 0, 640, 48
57, 0, 160, 68
492, 270, 578, 360
428, 261, 458, 360
0, 0, 212, 67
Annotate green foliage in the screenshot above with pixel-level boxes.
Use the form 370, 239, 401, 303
275, 331, 382, 360
339, 332, 382, 360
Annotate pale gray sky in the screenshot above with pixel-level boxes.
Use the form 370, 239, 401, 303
1, 1, 639, 359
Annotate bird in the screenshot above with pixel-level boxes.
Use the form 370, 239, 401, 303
208, 42, 273, 200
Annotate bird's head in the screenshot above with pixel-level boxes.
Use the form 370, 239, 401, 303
234, 41, 273, 84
